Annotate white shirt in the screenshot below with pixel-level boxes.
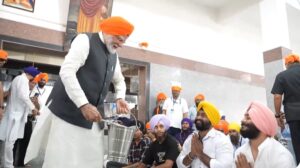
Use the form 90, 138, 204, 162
234, 137, 296, 168
176, 128, 233, 168
229, 135, 248, 154
0, 73, 35, 141
30, 85, 52, 110
59, 33, 126, 108
163, 97, 188, 129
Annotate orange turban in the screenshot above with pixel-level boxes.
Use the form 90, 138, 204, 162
145, 122, 151, 130
34, 73, 49, 83
0, 50, 8, 60
171, 86, 181, 91
157, 92, 167, 101
214, 120, 229, 134
194, 94, 205, 101
99, 16, 134, 36
285, 54, 300, 65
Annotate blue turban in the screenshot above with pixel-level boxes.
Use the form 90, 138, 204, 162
150, 114, 170, 131
181, 118, 193, 129
24, 66, 40, 77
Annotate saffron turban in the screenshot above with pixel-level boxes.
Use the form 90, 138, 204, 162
285, 54, 300, 65
145, 122, 151, 130
197, 101, 221, 126
194, 94, 205, 101
150, 114, 170, 131
181, 118, 193, 128
172, 86, 181, 91
0, 50, 8, 60
171, 81, 182, 91
214, 120, 229, 134
24, 66, 40, 78
228, 122, 241, 133
34, 73, 49, 83
99, 16, 134, 36
157, 92, 167, 101
246, 101, 277, 137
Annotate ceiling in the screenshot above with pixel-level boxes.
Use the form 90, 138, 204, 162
191, 0, 235, 8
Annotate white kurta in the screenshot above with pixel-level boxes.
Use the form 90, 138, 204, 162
0, 73, 35, 141
163, 97, 189, 129
233, 137, 296, 168
176, 129, 234, 168
25, 33, 126, 168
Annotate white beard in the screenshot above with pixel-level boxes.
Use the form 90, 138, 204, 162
106, 43, 117, 54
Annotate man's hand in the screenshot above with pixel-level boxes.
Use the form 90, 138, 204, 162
235, 153, 252, 168
32, 108, 40, 116
191, 133, 203, 158
276, 111, 285, 130
80, 103, 102, 122
116, 99, 130, 114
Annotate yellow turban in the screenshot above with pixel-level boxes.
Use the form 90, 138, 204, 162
228, 122, 241, 133
197, 101, 221, 126
99, 16, 134, 36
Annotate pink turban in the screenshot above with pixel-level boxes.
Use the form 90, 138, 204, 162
246, 101, 277, 137
149, 114, 170, 131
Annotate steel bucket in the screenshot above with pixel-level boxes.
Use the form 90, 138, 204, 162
107, 121, 136, 164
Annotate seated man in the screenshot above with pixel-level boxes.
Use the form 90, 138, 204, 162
124, 121, 151, 168
138, 114, 180, 168
176, 101, 233, 168
175, 118, 193, 148
228, 122, 247, 154
234, 101, 296, 168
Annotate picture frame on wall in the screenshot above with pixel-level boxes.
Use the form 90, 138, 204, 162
2, 0, 35, 12
63, 0, 113, 51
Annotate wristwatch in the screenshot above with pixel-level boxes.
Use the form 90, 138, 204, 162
275, 113, 280, 118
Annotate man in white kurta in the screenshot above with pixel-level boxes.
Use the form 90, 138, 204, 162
234, 101, 295, 168
25, 16, 134, 168
163, 83, 189, 136
176, 101, 233, 168
0, 67, 40, 168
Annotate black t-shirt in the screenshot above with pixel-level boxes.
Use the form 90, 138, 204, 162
142, 134, 179, 168
271, 64, 300, 121
271, 64, 300, 104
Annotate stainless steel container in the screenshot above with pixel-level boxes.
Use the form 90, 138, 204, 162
107, 122, 136, 164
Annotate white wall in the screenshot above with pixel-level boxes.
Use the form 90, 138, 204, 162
286, 4, 300, 55
112, 0, 264, 75
0, 0, 70, 31
149, 63, 267, 122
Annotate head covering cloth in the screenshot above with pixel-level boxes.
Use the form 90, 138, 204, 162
246, 101, 277, 137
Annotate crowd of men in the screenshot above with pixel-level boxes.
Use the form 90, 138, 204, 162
0, 15, 299, 168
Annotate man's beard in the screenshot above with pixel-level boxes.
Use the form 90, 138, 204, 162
195, 119, 211, 131
106, 43, 117, 54
155, 131, 167, 141
38, 82, 45, 88
240, 122, 260, 139
230, 135, 239, 145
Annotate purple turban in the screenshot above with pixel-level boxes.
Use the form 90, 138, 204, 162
181, 118, 193, 129
150, 114, 170, 131
24, 66, 40, 78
